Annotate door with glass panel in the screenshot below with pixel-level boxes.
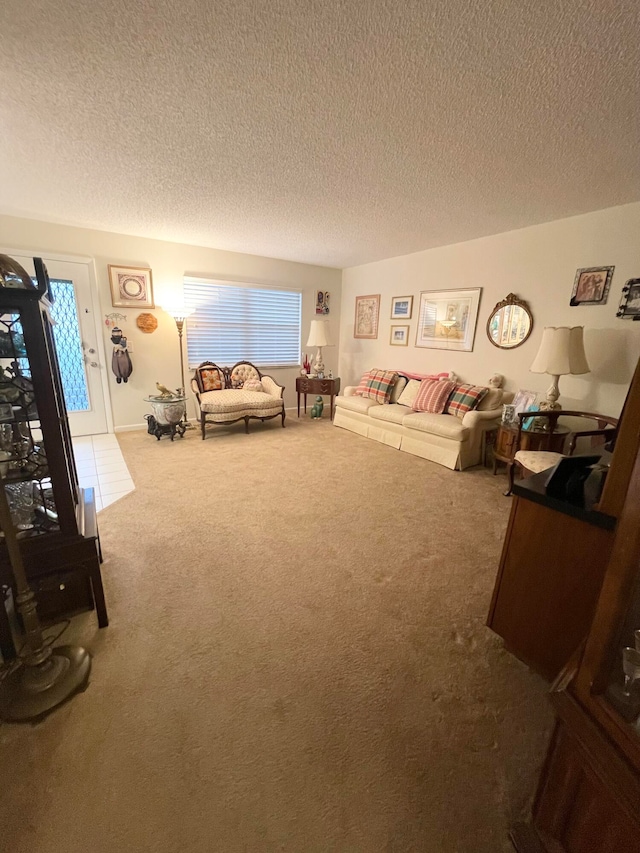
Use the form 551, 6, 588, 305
9, 254, 108, 436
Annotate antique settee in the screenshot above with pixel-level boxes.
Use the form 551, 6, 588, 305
191, 361, 285, 439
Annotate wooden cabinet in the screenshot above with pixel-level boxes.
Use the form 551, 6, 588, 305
508, 356, 640, 852
0, 257, 107, 660
296, 375, 341, 419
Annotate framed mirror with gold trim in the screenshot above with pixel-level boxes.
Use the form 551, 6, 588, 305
486, 293, 533, 349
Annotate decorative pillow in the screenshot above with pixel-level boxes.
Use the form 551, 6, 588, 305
243, 379, 264, 392
390, 375, 409, 403
353, 371, 372, 396
197, 366, 225, 392
353, 369, 399, 404
396, 379, 422, 407
446, 384, 490, 418
412, 379, 457, 413
476, 388, 503, 411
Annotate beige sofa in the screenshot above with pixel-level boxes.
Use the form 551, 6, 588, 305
333, 374, 511, 470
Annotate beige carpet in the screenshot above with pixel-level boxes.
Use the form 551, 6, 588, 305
0, 417, 553, 853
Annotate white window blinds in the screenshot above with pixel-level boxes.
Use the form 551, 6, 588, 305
184, 277, 302, 368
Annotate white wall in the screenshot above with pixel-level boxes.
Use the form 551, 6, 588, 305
340, 203, 640, 417
0, 215, 341, 429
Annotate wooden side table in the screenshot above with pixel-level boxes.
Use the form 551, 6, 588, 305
296, 376, 341, 419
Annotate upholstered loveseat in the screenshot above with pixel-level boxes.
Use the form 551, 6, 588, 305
191, 361, 285, 439
333, 370, 511, 470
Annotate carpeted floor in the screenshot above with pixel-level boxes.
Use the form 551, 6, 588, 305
0, 417, 553, 853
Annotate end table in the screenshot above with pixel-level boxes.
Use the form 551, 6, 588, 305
296, 376, 341, 419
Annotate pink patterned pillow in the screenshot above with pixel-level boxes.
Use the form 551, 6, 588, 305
412, 379, 457, 413
353, 371, 372, 396
354, 369, 399, 404
445, 384, 489, 418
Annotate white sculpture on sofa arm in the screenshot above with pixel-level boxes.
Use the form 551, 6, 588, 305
333, 372, 512, 470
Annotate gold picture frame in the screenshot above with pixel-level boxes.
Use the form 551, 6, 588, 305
390, 325, 409, 346
390, 295, 413, 320
108, 264, 155, 309
354, 294, 380, 339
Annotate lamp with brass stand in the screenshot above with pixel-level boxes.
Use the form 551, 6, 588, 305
164, 306, 194, 428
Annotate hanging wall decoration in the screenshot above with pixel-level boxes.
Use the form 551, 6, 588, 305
570, 266, 614, 306
136, 312, 158, 333
105, 312, 127, 328
108, 264, 154, 309
354, 294, 380, 339
316, 291, 330, 314
110, 327, 133, 384
616, 278, 640, 320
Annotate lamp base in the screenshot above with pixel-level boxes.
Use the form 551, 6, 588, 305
0, 645, 91, 723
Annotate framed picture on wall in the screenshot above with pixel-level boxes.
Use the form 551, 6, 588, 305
108, 264, 154, 308
570, 266, 614, 306
390, 325, 409, 346
415, 288, 482, 351
616, 278, 640, 319
391, 295, 413, 319
354, 294, 380, 339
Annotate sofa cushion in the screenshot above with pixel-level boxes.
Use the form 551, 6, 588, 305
389, 375, 408, 403
476, 388, 503, 411
402, 411, 469, 440
230, 362, 261, 386
199, 389, 282, 414
413, 379, 456, 413
243, 379, 264, 392
353, 369, 398, 404
335, 395, 380, 415
446, 384, 489, 418
368, 403, 410, 425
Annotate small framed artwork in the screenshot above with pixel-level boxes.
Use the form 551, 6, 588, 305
512, 389, 538, 416
570, 266, 614, 306
354, 294, 380, 339
108, 264, 154, 308
390, 324, 410, 346
415, 288, 482, 351
316, 290, 330, 315
391, 295, 413, 319
616, 278, 640, 320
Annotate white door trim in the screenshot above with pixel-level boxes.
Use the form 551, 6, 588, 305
2, 246, 114, 434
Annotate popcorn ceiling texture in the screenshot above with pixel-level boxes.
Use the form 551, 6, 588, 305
0, 419, 553, 853
0, 0, 638, 267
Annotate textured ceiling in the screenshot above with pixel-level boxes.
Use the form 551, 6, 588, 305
1, 0, 639, 268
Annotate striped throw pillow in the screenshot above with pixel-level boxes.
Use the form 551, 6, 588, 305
412, 379, 457, 413
354, 369, 399, 404
446, 384, 489, 418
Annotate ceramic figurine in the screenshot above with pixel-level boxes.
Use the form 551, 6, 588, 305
310, 396, 324, 419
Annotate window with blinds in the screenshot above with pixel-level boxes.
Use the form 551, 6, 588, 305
184, 277, 302, 368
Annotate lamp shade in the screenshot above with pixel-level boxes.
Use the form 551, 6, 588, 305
530, 326, 590, 376
306, 320, 330, 348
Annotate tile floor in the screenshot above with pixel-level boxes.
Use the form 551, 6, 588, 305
72, 433, 134, 512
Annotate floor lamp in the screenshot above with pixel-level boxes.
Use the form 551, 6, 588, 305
165, 307, 194, 428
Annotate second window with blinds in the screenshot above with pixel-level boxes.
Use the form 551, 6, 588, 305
183, 277, 302, 368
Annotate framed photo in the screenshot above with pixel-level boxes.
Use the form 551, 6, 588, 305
512, 389, 538, 416
390, 324, 409, 346
415, 288, 482, 351
616, 278, 640, 320
391, 295, 413, 319
316, 290, 330, 315
108, 264, 154, 308
354, 294, 380, 339
570, 266, 614, 306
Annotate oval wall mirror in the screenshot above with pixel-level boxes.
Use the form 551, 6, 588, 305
486, 293, 533, 349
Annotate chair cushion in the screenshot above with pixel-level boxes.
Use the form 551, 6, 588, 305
412, 379, 457, 413
401, 411, 469, 440
196, 365, 226, 392
446, 384, 489, 418
368, 403, 410, 425
515, 450, 564, 474
199, 389, 282, 414
230, 362, 261, 387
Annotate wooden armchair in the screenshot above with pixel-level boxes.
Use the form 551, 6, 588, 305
506, 410, 618, 495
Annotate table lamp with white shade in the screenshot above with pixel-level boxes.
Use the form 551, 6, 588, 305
530, 326, 590, 410
306, 319, 330, 376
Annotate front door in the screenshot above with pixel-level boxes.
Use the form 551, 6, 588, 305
9, 254, 109, 436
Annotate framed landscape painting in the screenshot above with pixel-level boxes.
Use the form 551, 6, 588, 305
390, 325, 409, 346
354, 294, 380, 339
415, 288, 482, 351
391, 295, 413, 319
